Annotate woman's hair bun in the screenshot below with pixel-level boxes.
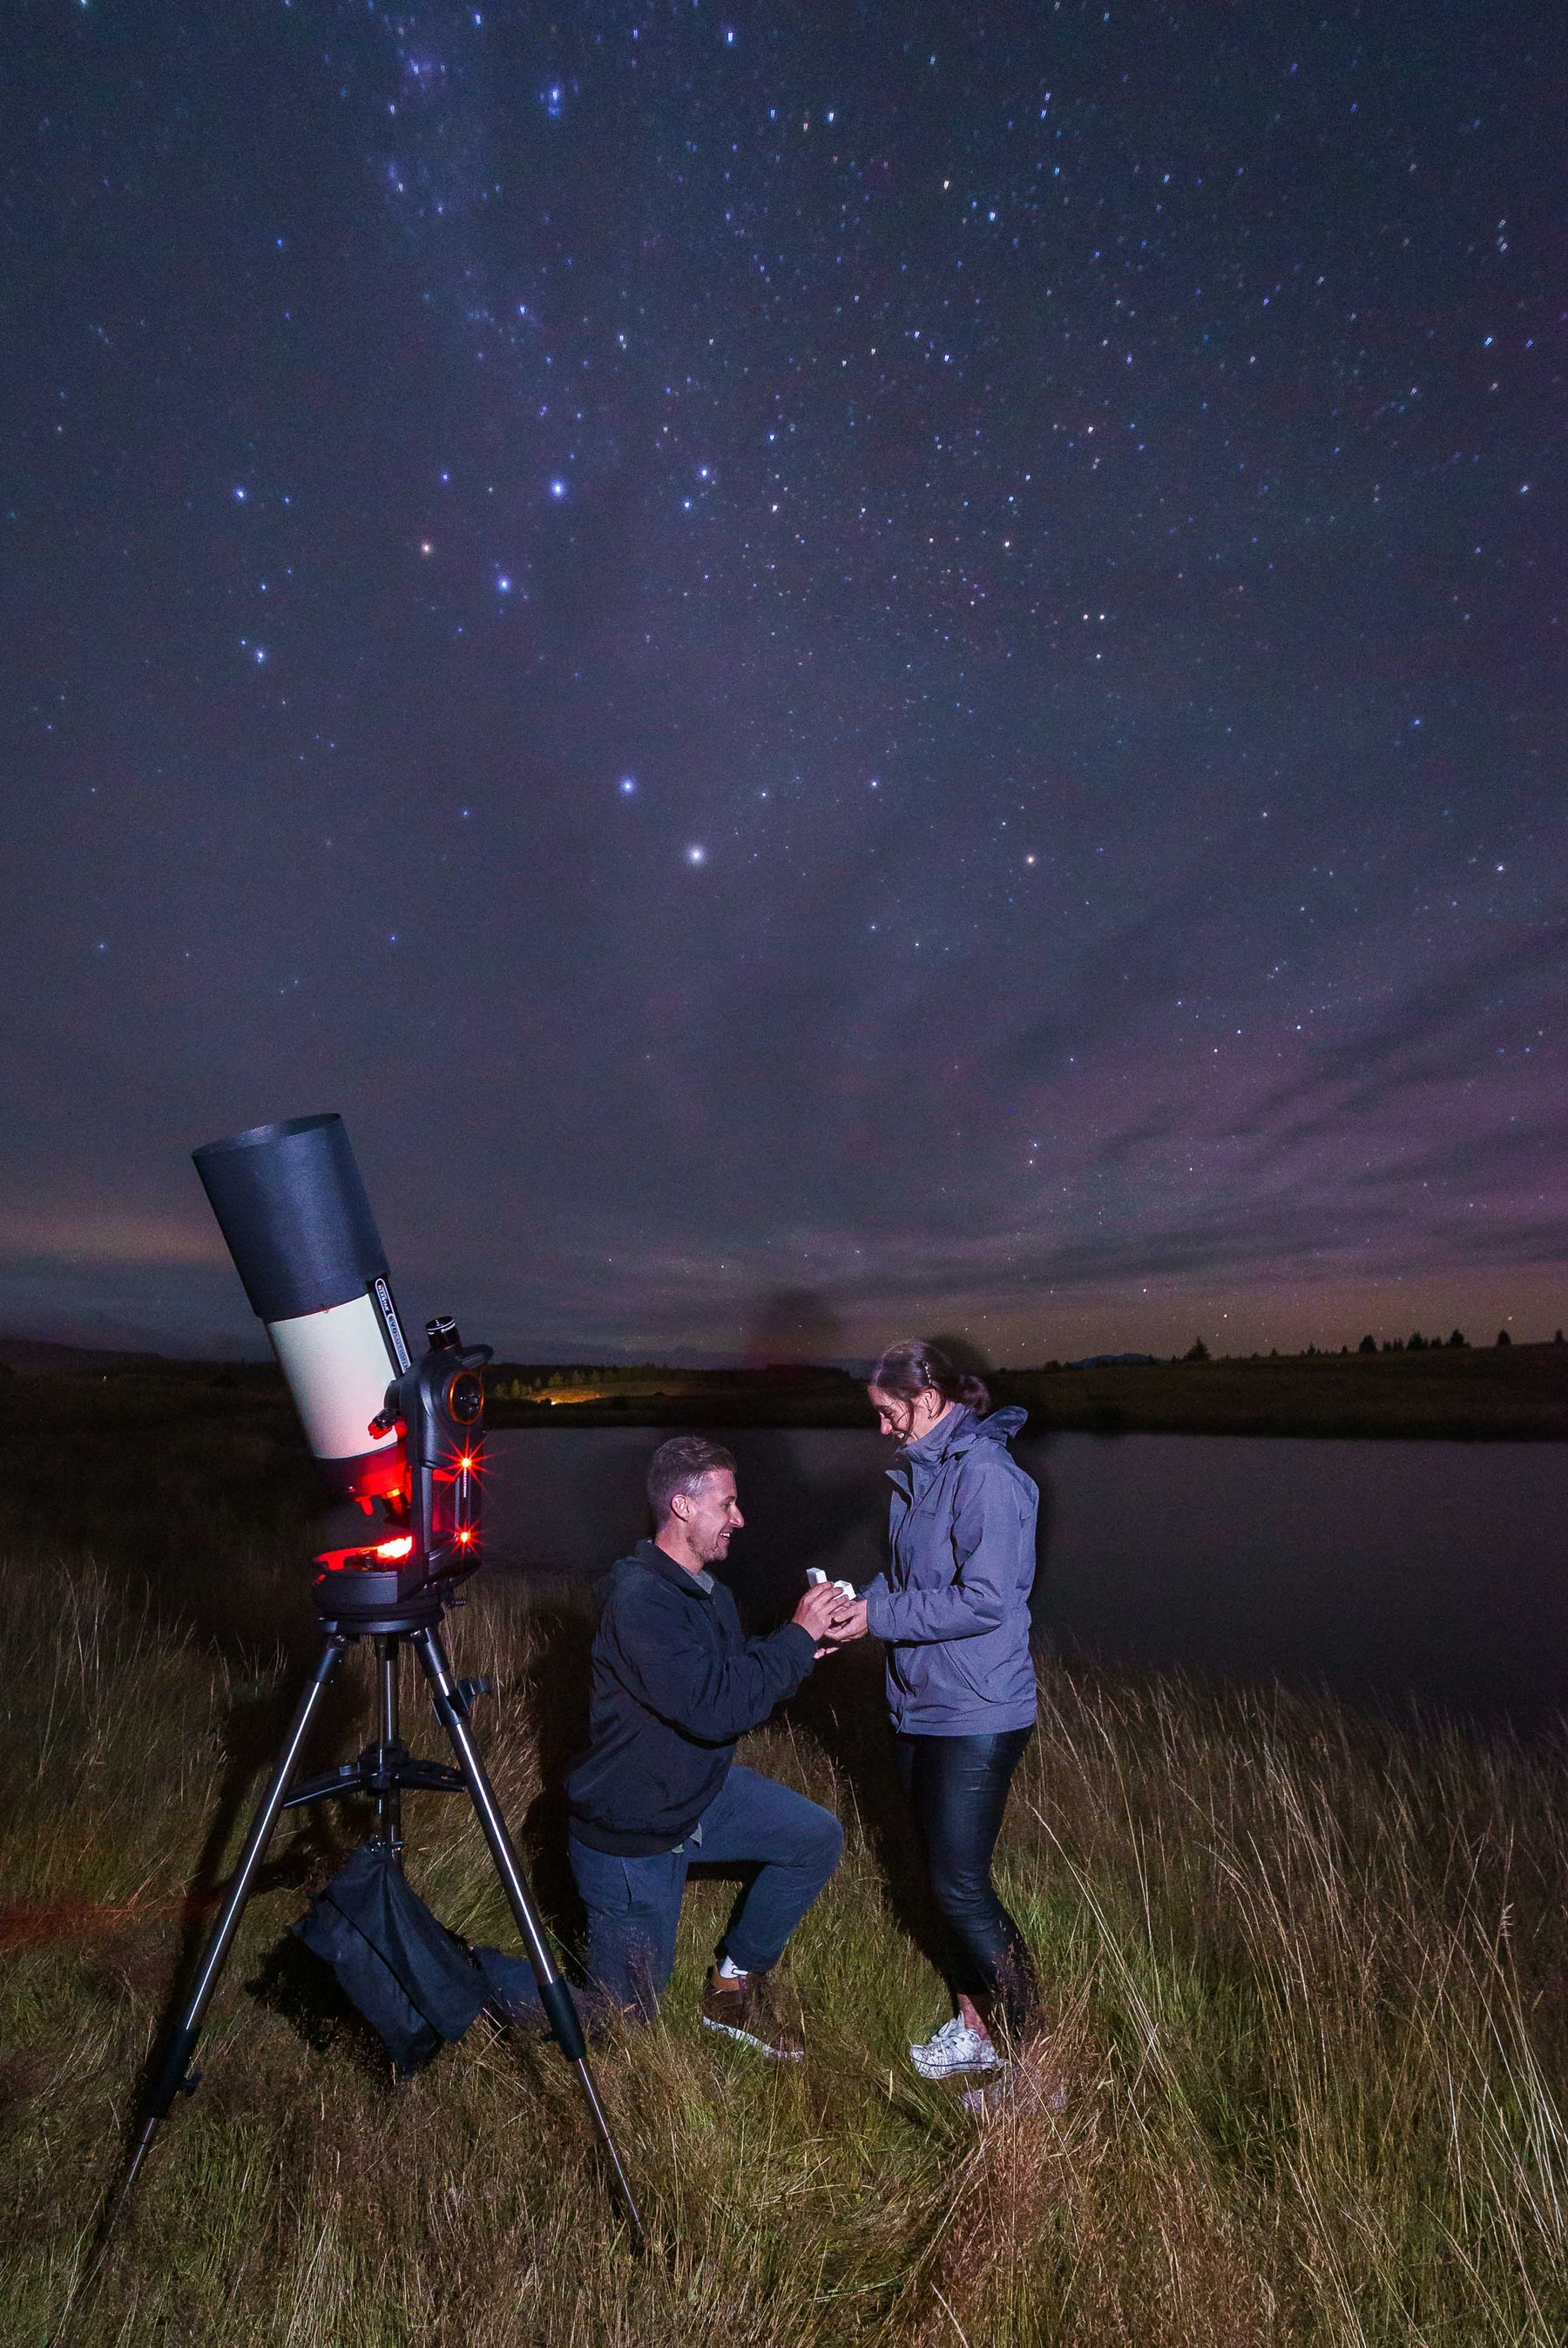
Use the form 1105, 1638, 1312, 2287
869, 1339, 990, 1418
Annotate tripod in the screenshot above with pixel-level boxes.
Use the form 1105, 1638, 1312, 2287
105, 1585, 644, 2244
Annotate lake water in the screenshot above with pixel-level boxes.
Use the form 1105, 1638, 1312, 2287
481, 1427, 1568, 1727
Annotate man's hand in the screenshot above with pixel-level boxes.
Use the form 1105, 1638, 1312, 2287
793, 1581, 851, 1645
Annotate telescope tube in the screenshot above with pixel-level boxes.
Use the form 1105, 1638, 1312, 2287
193, 1115, 410, 1499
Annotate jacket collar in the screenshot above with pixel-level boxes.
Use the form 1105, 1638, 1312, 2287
900, 1401, 975, 1467
629, 1535, 716, 1598
889, 1402, 1028, 1488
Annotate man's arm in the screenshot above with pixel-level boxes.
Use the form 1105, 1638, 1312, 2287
608, 1580, 842, 1742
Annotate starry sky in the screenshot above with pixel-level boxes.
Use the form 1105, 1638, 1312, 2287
2, 1, 1563, 1365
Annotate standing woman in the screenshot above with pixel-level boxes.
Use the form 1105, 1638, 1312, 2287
839, 1340, 1042, 2081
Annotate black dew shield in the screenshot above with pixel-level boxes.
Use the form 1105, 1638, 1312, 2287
193, 1115, 411, 1499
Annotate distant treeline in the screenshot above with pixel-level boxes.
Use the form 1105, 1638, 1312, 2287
483, 1333, 1565, 1401
483, 1342, 1568, 1442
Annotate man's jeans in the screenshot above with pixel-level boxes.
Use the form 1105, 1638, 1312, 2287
568, 1764, 843, 2016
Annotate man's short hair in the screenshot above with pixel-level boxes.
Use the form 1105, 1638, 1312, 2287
646, 1435, 738, 1526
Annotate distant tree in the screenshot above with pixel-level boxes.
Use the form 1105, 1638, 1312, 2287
1556, 1330, 1565, 1346
1408, 1332, 1427, 1351
1183, 1336, 1210, 1363
1497, 1329, 1511, 1348
1359, 1334, 1377, 1354
1447, 1330, 1467, 1349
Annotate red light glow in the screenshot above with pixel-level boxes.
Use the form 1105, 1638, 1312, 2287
456, 1527, 474, 1544
314, 1532, 416, 1573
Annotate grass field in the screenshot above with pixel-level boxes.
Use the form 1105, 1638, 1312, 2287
3, 1371, 1567, 2343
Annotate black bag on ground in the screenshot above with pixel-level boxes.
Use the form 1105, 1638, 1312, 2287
294, 1842, 489, 2073
469, 1941, 548, 2028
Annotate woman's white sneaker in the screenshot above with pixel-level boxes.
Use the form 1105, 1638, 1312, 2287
909, 2016, 1001, 2079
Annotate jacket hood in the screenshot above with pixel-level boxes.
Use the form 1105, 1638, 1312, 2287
899, 1401, 1026, 1465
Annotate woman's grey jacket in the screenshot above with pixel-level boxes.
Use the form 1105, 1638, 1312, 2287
861, 1404, 1038, 1736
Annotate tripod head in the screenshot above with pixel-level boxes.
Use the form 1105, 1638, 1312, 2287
314, 1313, 492, 1624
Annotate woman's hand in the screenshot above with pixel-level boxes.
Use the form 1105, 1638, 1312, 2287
821, 1597, 869, 1645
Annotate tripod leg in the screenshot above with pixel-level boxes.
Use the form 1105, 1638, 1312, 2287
411, 1623, 645, 2246
106, 1635, 346, 2223
374, 1634, 404, 1862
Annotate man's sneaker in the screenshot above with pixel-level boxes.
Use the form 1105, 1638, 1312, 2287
909, 2015, 1001, 2080
700, 1968, 804, 2060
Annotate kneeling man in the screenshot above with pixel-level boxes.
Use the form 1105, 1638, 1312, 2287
566, 1435, 856, 2057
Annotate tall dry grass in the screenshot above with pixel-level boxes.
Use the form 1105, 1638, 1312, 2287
2, 1540, 1566, 2345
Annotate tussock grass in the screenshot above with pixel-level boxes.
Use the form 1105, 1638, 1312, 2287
3, 1541, 1566, 2345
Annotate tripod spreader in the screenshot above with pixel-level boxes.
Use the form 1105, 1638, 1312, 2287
282, 1746, 468, 1813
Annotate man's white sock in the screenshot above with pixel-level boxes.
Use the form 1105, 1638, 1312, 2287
718, 1955, 747, 1981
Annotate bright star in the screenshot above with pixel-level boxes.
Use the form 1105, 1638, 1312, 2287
549, 478, 568, 499
619, 776, 637, 795
686, 844, 707, 865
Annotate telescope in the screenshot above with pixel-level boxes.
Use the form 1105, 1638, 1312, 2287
102, 1114, 642, 2248
193, 1114, 486, 1614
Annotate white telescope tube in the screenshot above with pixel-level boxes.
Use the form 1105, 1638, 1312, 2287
267, 1294, 403, 1487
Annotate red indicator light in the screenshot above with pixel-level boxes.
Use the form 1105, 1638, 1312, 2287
459, 1454, 476, 1472
314, 1533, 415, 1573
456, 1527, 474, 1545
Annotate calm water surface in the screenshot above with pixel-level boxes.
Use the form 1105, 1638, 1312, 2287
482, 1427, 1568, 1726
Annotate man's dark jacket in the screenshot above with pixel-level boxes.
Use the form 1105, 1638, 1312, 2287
565, 1538, 817, 1856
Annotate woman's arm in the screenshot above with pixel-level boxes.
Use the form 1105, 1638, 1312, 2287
863, 1471, 1022, 1643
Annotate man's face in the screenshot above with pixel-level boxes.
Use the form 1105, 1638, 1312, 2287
679, 1469, 744, 1564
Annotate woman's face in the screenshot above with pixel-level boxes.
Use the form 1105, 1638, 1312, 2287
868, 1384, 948, 1444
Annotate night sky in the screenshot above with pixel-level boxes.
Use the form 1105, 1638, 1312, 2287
3, 2, 1563, 1365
